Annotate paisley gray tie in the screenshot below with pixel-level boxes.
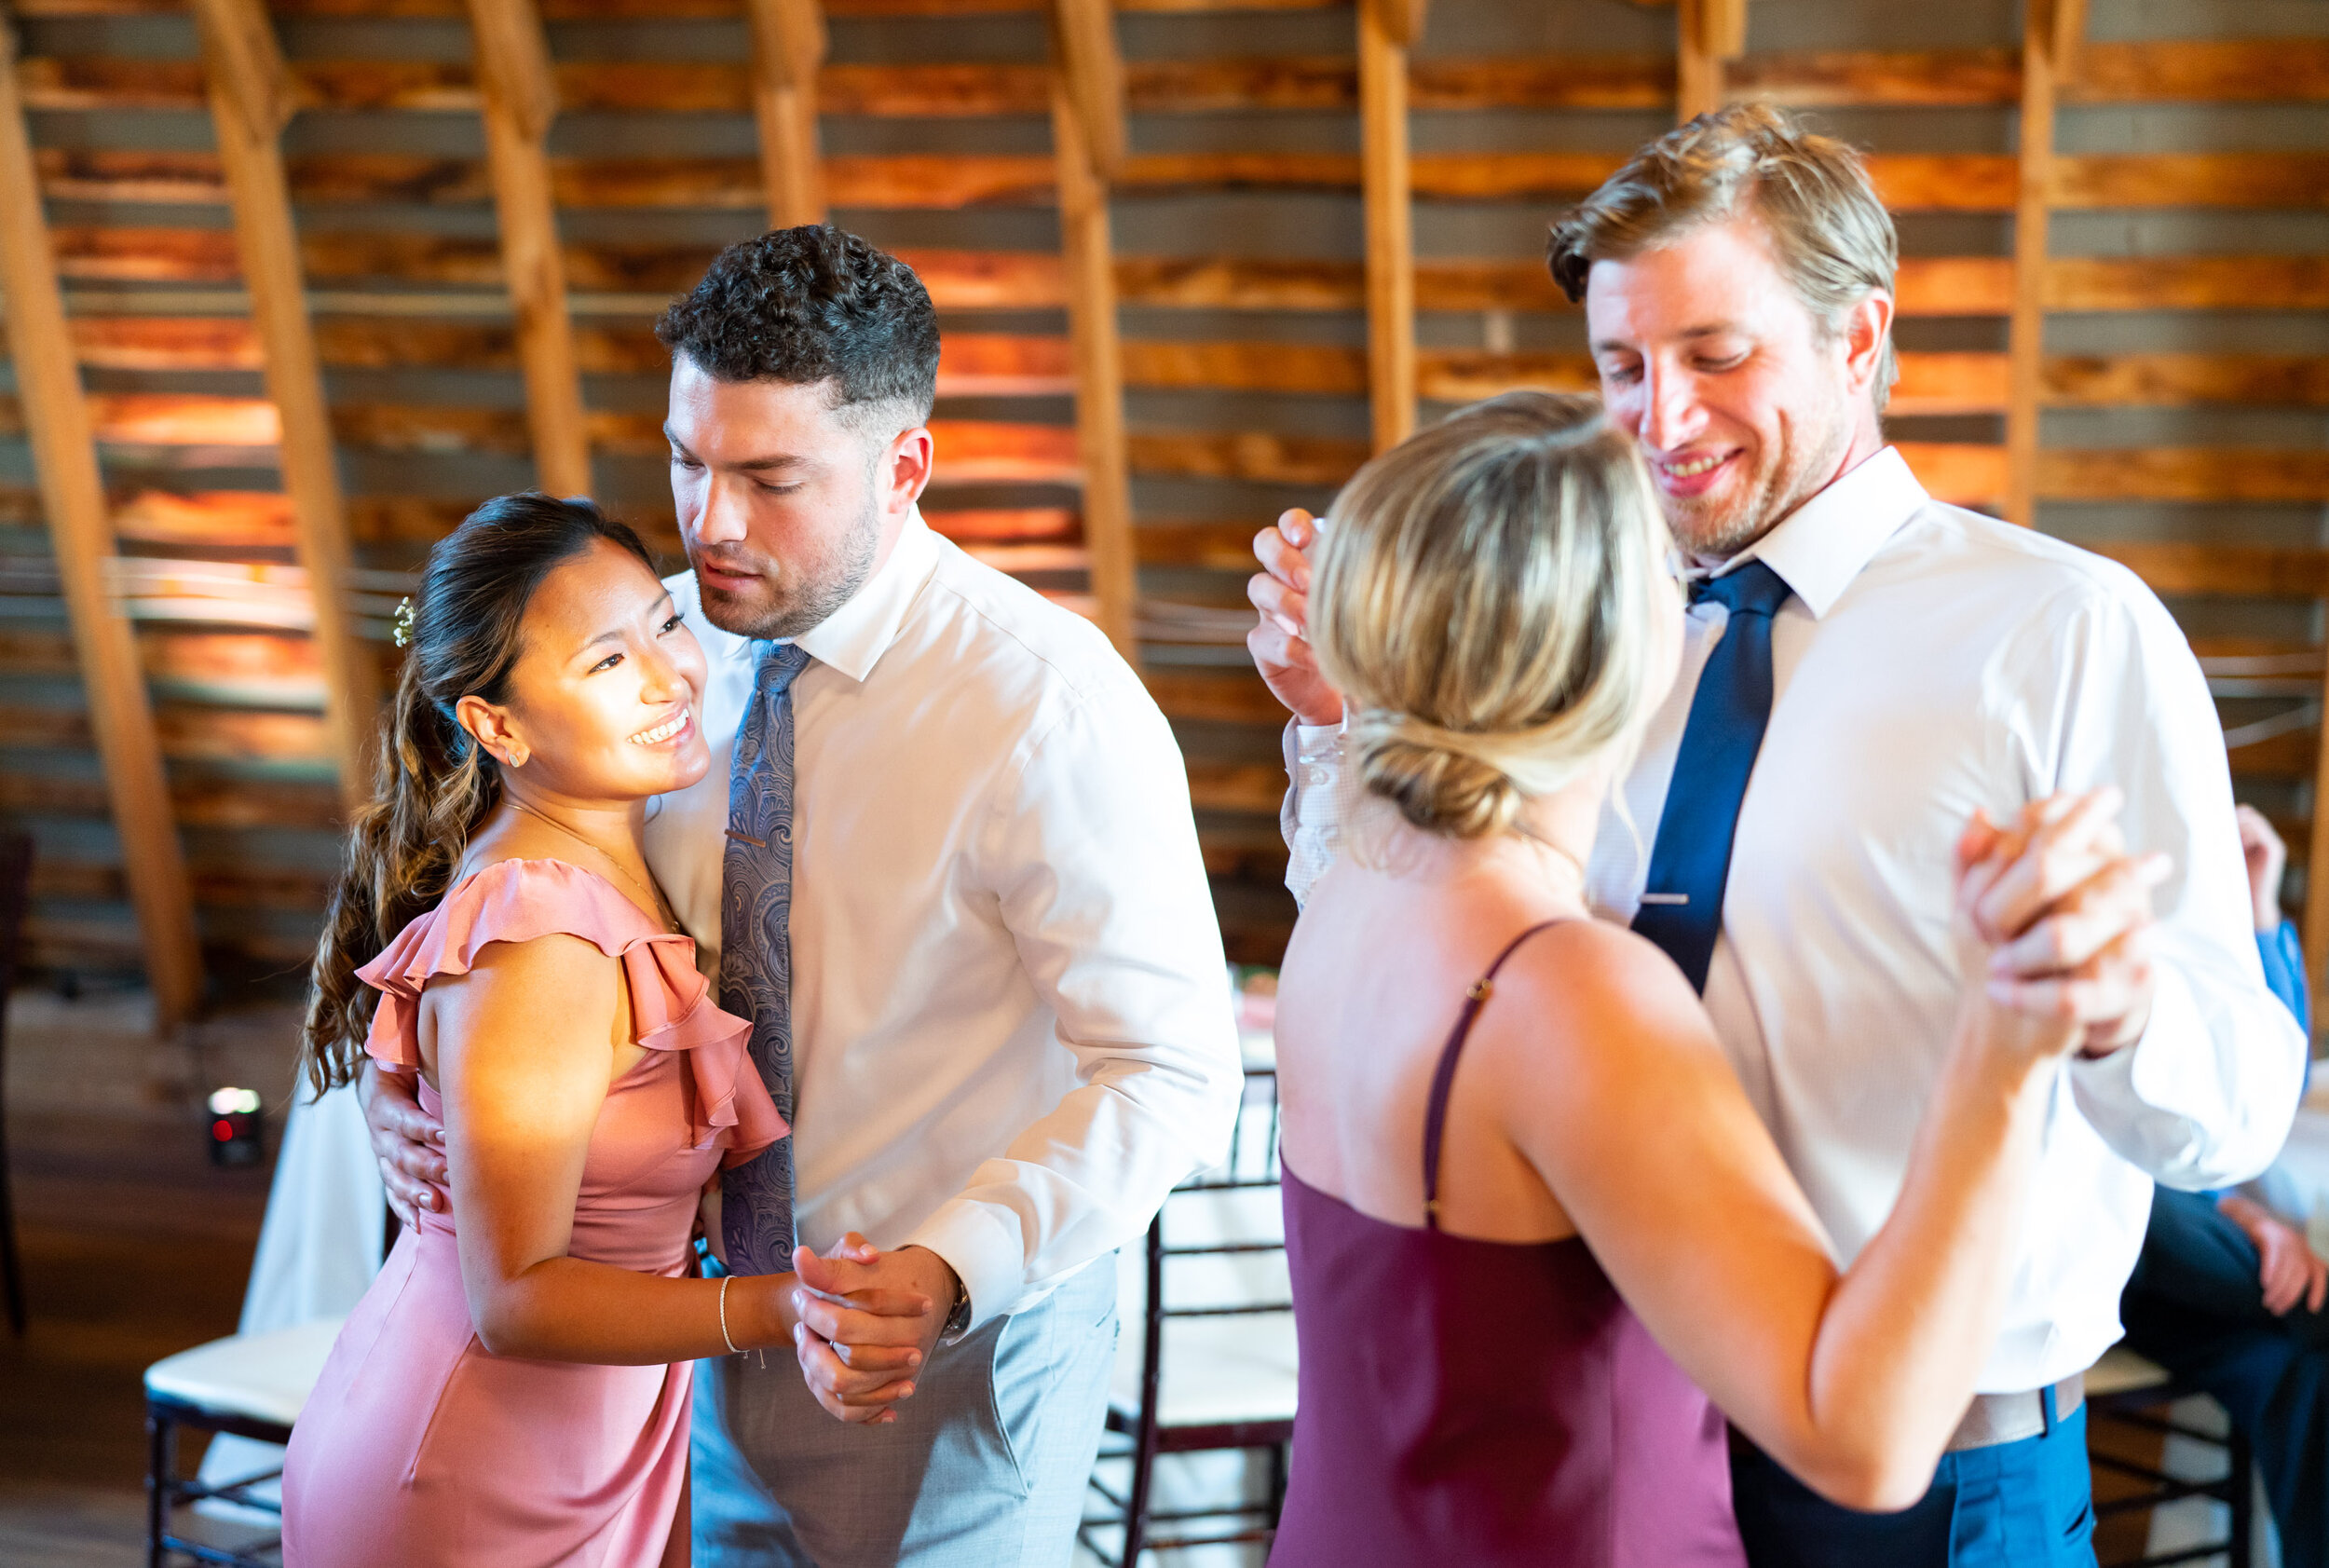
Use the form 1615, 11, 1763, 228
717, 640, 812, 1276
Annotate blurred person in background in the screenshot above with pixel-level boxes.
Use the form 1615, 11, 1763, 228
2119, 803, 2327, 1568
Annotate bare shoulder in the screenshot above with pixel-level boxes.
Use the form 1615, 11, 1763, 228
435, 928, 620, 1013
1479, 918, 1723, 1079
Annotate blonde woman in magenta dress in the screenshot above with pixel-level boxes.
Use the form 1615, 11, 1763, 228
280, 498, 893, 1565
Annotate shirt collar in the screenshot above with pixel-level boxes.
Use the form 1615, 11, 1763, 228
1702, 444, 1926, 619
715, 508, 942, 684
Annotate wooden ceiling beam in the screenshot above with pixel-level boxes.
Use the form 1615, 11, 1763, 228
1047, 1, 1135, 661
1049, 0, 1124, 180
2050, 0, 2088, 86
463, 0, 590, 497
29, 42, 2329, 116
2004, 0, 2061, 529
34, 145, 2326, 212
1676, 0, 1747, 121
191, 0, 377, 811
744, 0, 826, 227
0, 13, 202, 1030
1359, 0, 1416, 451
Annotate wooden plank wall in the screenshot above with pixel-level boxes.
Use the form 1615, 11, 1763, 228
0, 0, 2322, 985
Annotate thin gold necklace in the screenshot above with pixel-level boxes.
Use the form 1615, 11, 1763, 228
505, 796, 674, 930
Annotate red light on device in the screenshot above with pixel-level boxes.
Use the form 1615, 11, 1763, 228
206, 1087, 266, 1167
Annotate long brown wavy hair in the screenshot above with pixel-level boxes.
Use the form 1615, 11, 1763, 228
300, 493, 658, 1097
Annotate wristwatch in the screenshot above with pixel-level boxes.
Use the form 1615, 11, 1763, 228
938, 1271, 973, 1347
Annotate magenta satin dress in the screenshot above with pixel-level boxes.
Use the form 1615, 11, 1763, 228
1270, 920, 1747, 1568
281, 859, 785, 1568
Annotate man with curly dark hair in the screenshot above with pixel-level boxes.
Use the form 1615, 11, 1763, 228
361, 225, 1245, 1567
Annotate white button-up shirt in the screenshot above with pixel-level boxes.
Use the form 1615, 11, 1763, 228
1285, 446, 2306, 1393
647, 511, 1243, 1328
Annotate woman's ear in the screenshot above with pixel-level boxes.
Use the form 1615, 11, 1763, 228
454, 694, 531, 770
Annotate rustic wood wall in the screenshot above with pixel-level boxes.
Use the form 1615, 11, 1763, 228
0, 0, 2322, 1018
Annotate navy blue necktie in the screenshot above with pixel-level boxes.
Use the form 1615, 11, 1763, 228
718, 641, 812, 1276
1630, 560, 1793, 994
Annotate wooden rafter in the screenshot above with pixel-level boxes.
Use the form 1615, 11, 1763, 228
2050, 0, 2088, 86
1047, 2, 1135, 661
744, 0, 826, 226
1359, 0, 1417, 451
29, 42, 2329, 117
464, 0, 591, 497
191, 0, 378, 809
1676, 0, 1746, 121
0, 12, 202, 1029
2005, 0, 2062, 530
1049, 0, 1124, 179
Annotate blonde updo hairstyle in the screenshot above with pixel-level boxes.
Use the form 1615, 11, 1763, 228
1310, 391, 1672, 842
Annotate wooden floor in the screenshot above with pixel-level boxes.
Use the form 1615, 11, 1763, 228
1, 991, 294, 1567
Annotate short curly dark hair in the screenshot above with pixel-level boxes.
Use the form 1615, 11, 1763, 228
654, 225, 940, 427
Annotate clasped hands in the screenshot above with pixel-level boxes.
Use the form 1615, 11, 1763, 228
783, 1234, 959, 1426
360, 1066, 955, 1428
1954, 787, 2171, 1059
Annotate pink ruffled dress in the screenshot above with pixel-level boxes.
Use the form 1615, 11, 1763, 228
281, 858, 784, 1568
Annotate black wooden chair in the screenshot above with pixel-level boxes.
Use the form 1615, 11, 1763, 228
0, 830, 37, 1336
1082, 1064, 1295, 1565
2087, 1344, 2255, 1567
143, 1315, 344, 1567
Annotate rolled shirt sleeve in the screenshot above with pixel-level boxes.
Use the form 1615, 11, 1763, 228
2051, 577, 2307, 1189
906, 687, 1244, 1329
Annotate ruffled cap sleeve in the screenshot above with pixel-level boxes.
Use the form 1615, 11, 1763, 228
354, 858, 783, 1157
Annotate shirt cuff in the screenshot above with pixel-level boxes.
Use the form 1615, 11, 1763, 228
1289, 720, 1343, 791
2068, 963, 2196, 1115
2065, 964, 2258, 1187
902, 1197, 1024, 1333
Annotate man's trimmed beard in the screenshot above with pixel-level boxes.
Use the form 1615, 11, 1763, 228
1659, 368, 1858, 561
692, 479, 882, 642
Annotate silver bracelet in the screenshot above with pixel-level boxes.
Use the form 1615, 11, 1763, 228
717, 1274, 740, 1355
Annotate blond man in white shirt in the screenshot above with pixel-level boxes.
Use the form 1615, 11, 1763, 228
1248, 105, 2304, 1568
364, 227, 1243, 1567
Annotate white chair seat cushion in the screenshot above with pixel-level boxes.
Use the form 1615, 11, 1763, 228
2087, 1343, 2172, 1398
144, 1316, 347, 1428
1113, 1311, 1298, 1431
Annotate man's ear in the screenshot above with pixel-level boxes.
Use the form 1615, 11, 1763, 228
455, 693, 531, 770
1841, 290, 1895, 400
879, 424, 935, 517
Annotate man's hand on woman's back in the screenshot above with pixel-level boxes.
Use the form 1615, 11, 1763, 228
360, 1060, 450, 1226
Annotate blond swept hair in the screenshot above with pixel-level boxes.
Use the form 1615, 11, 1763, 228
1547, 102, 1901, 410
1312, 391, 1673, 842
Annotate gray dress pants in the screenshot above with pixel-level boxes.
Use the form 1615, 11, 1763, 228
693, 1255, 1119, 1568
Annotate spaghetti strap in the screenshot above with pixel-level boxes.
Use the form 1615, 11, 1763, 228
1421, 920, 1572, 1230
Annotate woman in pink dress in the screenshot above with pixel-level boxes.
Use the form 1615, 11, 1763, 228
280, 496, 892, 1565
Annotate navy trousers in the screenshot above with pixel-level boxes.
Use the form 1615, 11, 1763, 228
2122, 1185, 2329, 1568
1731, 1387, 2098, 1568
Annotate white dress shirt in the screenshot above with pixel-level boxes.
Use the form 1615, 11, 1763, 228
647, 511, 1243, 1329
1284, 445, 2306, 1393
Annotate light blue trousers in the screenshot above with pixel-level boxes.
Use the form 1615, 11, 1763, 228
693, 1256, 1119, 1568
